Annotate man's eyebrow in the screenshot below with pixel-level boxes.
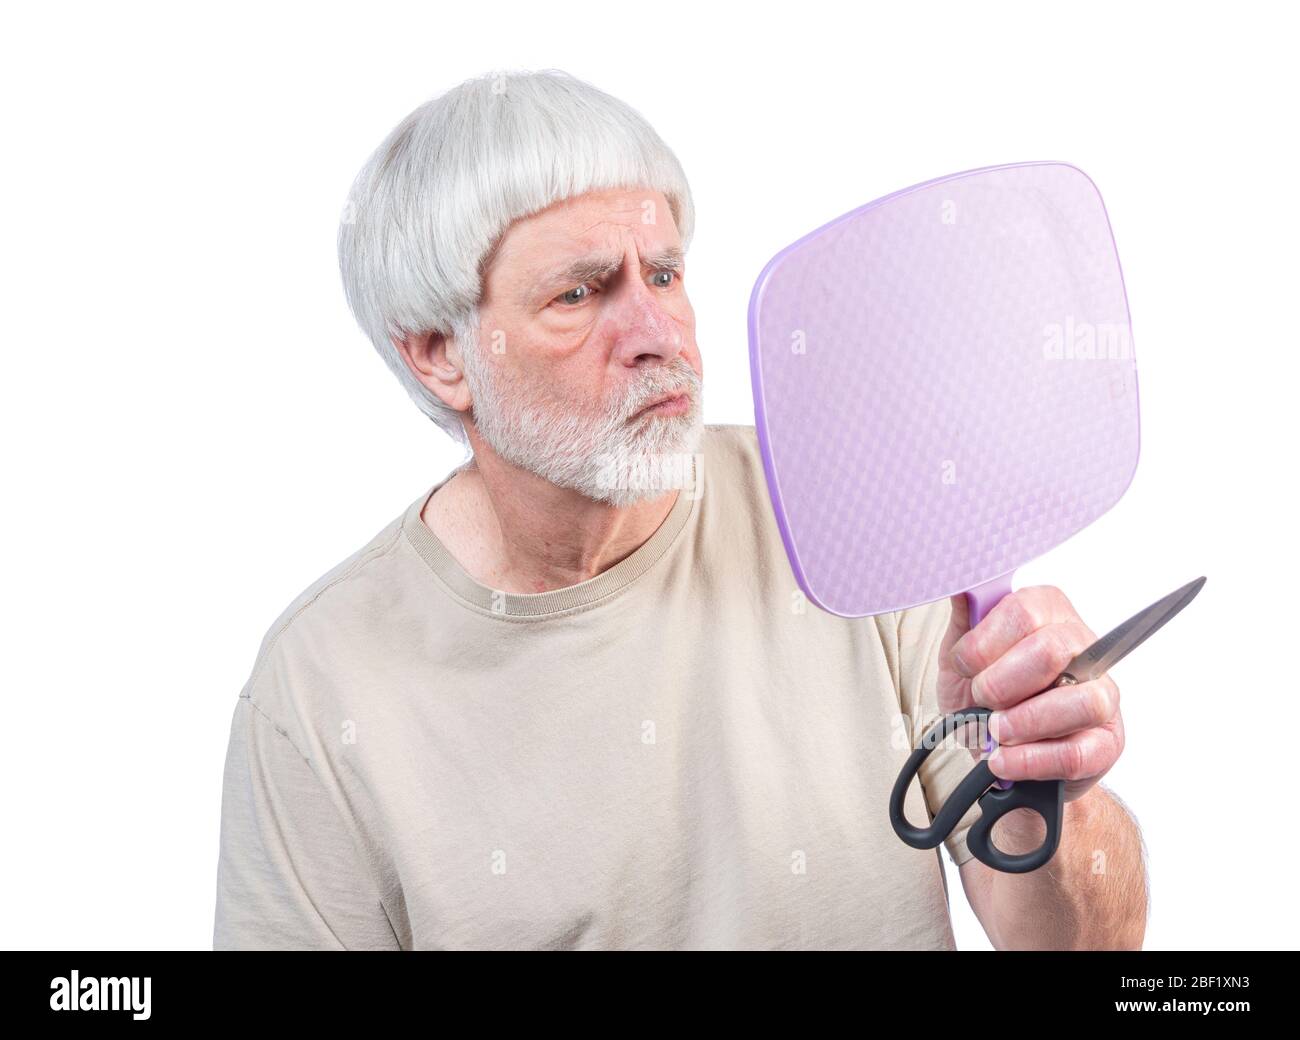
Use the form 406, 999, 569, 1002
526, 247, 684, 302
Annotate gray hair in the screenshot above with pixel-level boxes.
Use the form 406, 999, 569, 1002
337, 68, 697, 445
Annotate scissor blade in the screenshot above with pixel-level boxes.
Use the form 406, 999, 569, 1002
1065, 577, 1207, 683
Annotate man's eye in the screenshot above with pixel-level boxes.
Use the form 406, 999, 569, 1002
651, 270, 677, 288
556, 284, 593, 306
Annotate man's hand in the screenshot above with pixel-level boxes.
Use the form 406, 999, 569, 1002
939, 585, 1124, 802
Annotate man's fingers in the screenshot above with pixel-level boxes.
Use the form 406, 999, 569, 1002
988, 724, 1122, 782
950, 586, 1085, 677
988, 676, 1120, 744
970, 620, 1097, 709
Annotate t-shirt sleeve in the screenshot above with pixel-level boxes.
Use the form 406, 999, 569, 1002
213, 694, 400, 950
895, 596, 983, 868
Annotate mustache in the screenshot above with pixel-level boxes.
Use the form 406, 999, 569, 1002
620, 363, 700, 418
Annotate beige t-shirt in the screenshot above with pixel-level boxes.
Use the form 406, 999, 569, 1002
214, 423, 981, 950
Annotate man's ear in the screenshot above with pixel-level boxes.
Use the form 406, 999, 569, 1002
394, 329, 473, 413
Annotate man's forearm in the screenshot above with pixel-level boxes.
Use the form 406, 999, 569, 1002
980, 785, 1148, 950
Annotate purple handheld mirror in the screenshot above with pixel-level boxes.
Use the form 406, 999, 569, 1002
747, 163, 1139, 866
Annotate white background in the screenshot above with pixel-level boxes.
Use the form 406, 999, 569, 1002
2, 1, 1295, 950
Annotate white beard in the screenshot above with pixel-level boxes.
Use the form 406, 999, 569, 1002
459, 335, 704, 508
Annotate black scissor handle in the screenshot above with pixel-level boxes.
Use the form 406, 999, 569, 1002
964, 765, 1064, 873
890, 708, 992, 849
889, 707, 1064, 874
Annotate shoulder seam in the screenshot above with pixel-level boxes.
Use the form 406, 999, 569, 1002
240, 690, 312, 764
235, 694, 402, 942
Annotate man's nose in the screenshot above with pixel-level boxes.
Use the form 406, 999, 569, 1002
607, 273, 685, 367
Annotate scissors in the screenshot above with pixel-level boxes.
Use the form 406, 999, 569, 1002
889, 576, 1207, 873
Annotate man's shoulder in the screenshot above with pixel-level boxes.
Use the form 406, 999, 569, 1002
694, 422, 793, 555
698, 423, 762, 483
700, 421, 759, 451
239, 495, 419, 699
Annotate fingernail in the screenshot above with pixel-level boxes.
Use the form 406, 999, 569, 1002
989, 749, 1006, 774
989, 712, 1012, 743
952, 649, 974, 678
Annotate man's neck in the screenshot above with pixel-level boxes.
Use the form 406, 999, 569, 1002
421, 456, 678, 595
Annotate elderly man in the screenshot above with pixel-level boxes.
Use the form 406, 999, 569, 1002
214, 69, 1147, 950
